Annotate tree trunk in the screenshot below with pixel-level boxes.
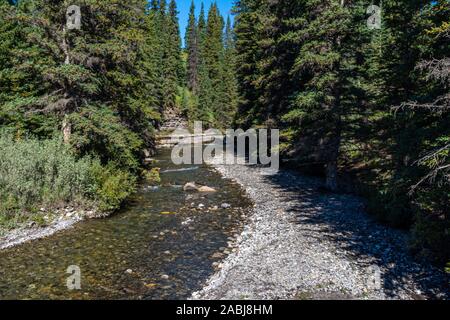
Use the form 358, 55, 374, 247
325, 126, 341, 192
61, 26, 71, 144
62, 115, 71, 144
325, 160, 338, 191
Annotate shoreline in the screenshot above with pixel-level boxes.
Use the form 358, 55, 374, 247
193, 157, 448, 300
0, 215, 82, 251
1, 151, 447, 299
0, 206, 101, 251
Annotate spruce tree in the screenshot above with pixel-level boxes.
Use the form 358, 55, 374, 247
1, 0, 159, 169
186, 0, 199, 93
160, 0, 182, 114
222, 16, 238, 126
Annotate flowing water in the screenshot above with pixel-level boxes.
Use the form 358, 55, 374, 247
0, 149, 251, 299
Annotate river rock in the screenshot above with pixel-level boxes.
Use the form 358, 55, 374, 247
183, 182, 198, 192
183, 182, 217, 193
221, 203, 231, 209
212, 252, 224, 259
198, 186, 217, 193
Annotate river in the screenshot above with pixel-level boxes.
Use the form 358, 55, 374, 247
0, 149, 251, 299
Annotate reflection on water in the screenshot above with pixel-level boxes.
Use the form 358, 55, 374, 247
0, 149, 251, 300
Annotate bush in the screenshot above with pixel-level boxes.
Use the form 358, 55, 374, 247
145, 167, 161, 186
0, 133, 137, 228
89, 162, 136, 213
0, 133, 95, 211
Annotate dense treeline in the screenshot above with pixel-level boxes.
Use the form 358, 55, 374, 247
183, 1, 237, 128
233, 0, 449, 263
0, 0, 237, 229
1, 0, 447, 266
0, 0, 168, 226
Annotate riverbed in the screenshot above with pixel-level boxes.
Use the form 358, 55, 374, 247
0, 149, 251, 300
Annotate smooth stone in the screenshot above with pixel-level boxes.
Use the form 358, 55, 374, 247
183, 182, 198, 192
198, 186, 217, 193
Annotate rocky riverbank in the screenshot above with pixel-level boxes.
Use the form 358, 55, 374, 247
0, 207, 97, 251
193, 158, 449, 300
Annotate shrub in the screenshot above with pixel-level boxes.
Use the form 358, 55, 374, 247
366, 186, 413, 228
0, 133, 95, 211
89, 162, 136, 213
145, 167, 161, 186
0, 132, 137, 228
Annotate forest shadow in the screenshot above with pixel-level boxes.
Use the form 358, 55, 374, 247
259, 168, 449, 299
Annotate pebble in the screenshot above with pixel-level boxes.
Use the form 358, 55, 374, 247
192, 152, 449, 300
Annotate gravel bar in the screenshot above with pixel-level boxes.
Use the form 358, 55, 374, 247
0, 217, 81, 251
193, 159, 449, 300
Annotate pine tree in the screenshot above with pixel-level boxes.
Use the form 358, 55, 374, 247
1, 0, 160, 169
159, 0, 166, 15
186, 0, 199, 93
160, 0, 182, 114
169, 0, 184, 84
199, 3, 226, 127
0, 0, 57, 137
278, 0, 365, 190
150, 0, 159, 11
233, 0, 267, 127
221, 16, 238, 126
198, 2, 206, 44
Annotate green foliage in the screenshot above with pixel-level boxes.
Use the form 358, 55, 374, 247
234, 0, 449, 265
183, 2, 238, 128
0, 132, 138, 228
410, 210, 450, 264
366, 186, 413, 228
0, 133, 95, 216
89, 162, 136, 213
186, 0, 199, 93
69, 106, 142, 172
145, 167, 161, 186
0, 0, 162, 226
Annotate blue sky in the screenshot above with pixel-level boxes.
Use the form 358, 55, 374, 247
175, 0, 235, 47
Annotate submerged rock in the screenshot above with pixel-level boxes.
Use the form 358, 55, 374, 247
183, 182, 217, 193
198, 186, 217, 193
221, 203, 231, 209
183, 182, 198, 192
